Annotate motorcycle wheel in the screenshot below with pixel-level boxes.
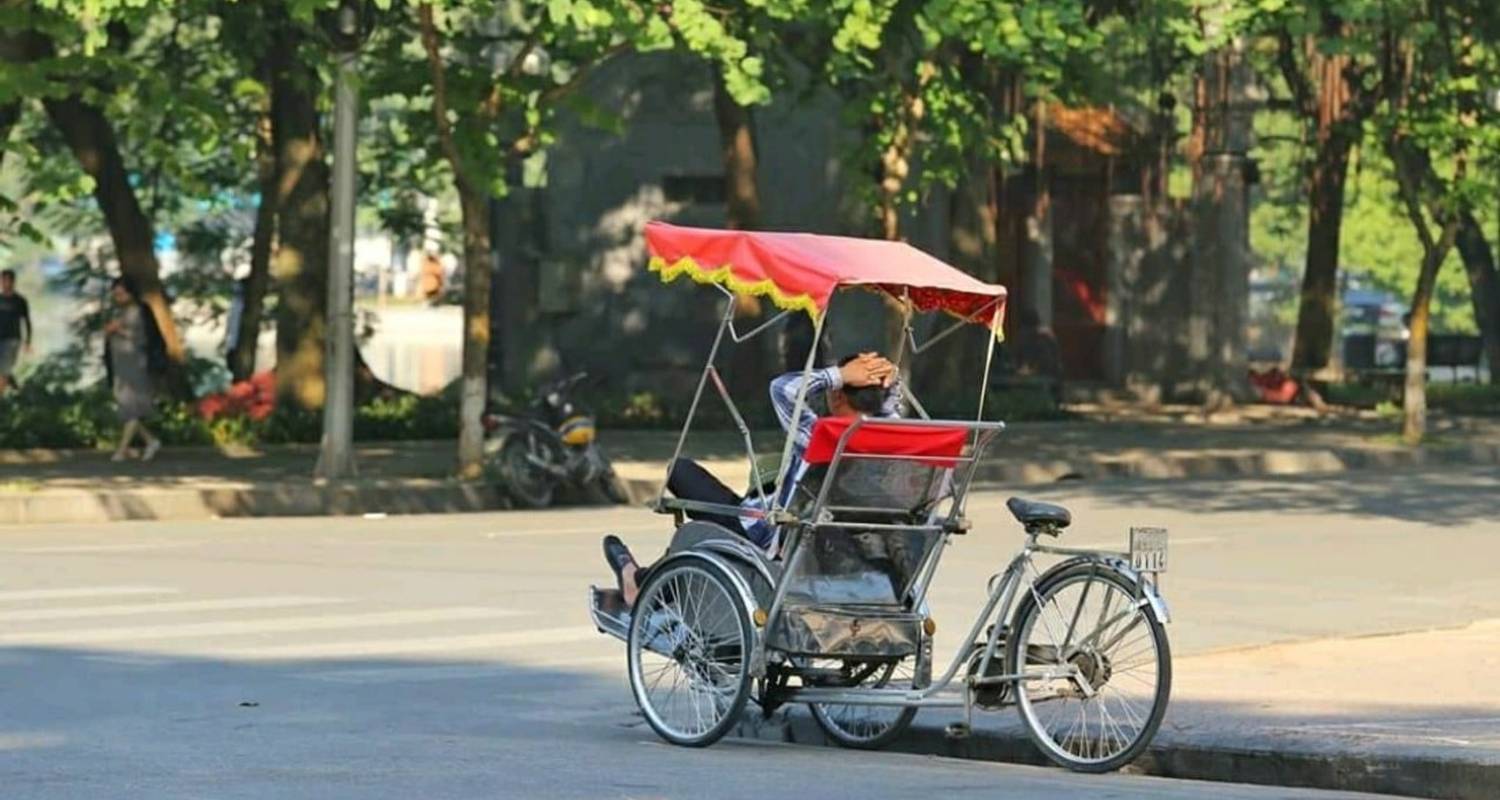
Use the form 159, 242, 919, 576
592, 468, 629, 505
496, 434, 555, 509
580, 448, 628, 505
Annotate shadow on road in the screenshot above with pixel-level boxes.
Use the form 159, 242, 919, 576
3, 643, 1496, 799
1057, 466, 1500, 525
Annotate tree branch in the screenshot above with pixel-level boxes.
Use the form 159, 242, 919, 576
539, 40, 631, 106
482, 35, 539, 119
1275, 28, 1315, 120
416, 3, 471, 197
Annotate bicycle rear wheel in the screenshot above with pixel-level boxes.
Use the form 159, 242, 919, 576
1008, 563, 1170, 772
808, 657, 921, 749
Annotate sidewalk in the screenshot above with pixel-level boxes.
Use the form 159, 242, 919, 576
739, 620, 1500, 799
2, 407, 1498, 524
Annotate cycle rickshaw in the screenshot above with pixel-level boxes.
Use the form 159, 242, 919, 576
589, 222, 1171, 772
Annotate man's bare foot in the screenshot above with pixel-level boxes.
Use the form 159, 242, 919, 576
603, 535, 641, 606
621, 563, 639, 607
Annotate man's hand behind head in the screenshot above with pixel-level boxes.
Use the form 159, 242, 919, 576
839, 353, 894, 388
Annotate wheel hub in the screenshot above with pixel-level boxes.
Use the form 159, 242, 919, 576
1068, 649, 1112, 690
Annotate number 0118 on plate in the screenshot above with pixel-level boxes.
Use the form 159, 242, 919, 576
1129, 527, 1169, 573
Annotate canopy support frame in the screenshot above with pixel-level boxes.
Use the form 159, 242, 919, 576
656, 297, 736, 510
712, 284, 797, 344
904, 295, 1005, 356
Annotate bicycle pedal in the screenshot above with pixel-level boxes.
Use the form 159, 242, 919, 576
944, 722, 972, 740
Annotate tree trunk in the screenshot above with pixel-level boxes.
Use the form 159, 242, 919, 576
1289, 128, 1354, 373
1278, 13, 1376, 378
418, 3, 488, 477
229, 108, 277, 382
43, 96, 185, 371
711, 67, 771, 402
0, 102, 18, 162
1402, 251, 1441, 444
12, 18, 187, 387
1455, 209, 1500, 384
454, 191, 492, 478
267, 19, 331, 410
712, 69, 761, 232
1387, 139, 1461, 444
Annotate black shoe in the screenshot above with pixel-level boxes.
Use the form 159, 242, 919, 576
602, 535, 636, 595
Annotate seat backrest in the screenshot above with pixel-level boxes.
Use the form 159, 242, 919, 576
799, 417, 967, 518
778, 418, 979, 609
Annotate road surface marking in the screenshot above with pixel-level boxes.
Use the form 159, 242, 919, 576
222, 625, 602, 660
297, 654, 620, 684
0, 606, 524, 646
484, 522, 662, 539
0, 586, 179, 603
3, 595, 346, 623
3, 542, 201, 555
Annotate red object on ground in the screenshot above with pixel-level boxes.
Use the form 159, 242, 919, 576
1248, 368, 1300, 405
643, 221, 1007, 328
197, 371, 278, 421
802, 417, 969, 467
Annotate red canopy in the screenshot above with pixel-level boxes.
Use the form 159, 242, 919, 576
644, 221, 1006, 328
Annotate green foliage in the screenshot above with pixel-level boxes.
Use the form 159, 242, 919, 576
1428, 383, 1500, 416
0, 382, 463, 450
1251, 127, 1479, 333
1323, 382, 1499, 415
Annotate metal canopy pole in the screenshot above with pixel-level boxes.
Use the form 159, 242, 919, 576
315, 0, 362, 480
656, 297, 737, 509
770, 312, 826, 515
975, 309, 1002, 423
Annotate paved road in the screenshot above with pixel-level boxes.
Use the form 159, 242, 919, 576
3, 467, 1496, 798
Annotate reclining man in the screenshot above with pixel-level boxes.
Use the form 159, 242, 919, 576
603, 351, 902, 606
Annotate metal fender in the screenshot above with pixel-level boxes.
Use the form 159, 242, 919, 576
649, 550, 764, 638
1037, 555, 1171, 625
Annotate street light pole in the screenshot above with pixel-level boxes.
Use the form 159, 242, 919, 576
316, 0, 362, 480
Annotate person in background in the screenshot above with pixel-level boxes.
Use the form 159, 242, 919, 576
1000, 305, 1064, 407
103, 277, 163, 462
0, 268, 32, 394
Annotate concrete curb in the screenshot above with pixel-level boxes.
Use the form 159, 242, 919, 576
3, 441, 1498, 524
619, 441, 1500, 502
733, 711, 1500, 800
0, 480, 510, 525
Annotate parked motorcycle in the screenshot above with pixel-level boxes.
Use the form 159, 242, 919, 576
483, 372, 628, 509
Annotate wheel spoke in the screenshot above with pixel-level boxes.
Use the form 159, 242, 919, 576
1016, 570, 1166, 768
630, 564, 748, 744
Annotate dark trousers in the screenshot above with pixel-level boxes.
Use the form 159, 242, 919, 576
629, 459, 750, 592
667, 459, 747, 536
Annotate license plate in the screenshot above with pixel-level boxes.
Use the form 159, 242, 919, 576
1130, 527, 1169, 573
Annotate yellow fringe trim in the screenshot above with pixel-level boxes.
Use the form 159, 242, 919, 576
647, 254, 1005, 339
648, 255, 824, 319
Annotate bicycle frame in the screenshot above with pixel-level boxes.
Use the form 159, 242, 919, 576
781, 532, 1167, 719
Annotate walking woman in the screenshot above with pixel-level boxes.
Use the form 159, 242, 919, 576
103, 277, 163, 462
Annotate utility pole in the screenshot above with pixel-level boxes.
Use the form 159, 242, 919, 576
316, 0, 363, 479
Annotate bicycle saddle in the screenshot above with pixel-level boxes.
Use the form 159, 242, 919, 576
1006, 497, 1072, 529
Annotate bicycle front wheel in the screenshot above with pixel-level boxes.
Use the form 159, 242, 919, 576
627, 558, 753, 748
1008, 563, 1171, 772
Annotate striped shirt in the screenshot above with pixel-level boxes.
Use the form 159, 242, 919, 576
738, 367, 903, 548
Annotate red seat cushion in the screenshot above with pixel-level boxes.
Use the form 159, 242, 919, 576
802, 417, 968, 467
